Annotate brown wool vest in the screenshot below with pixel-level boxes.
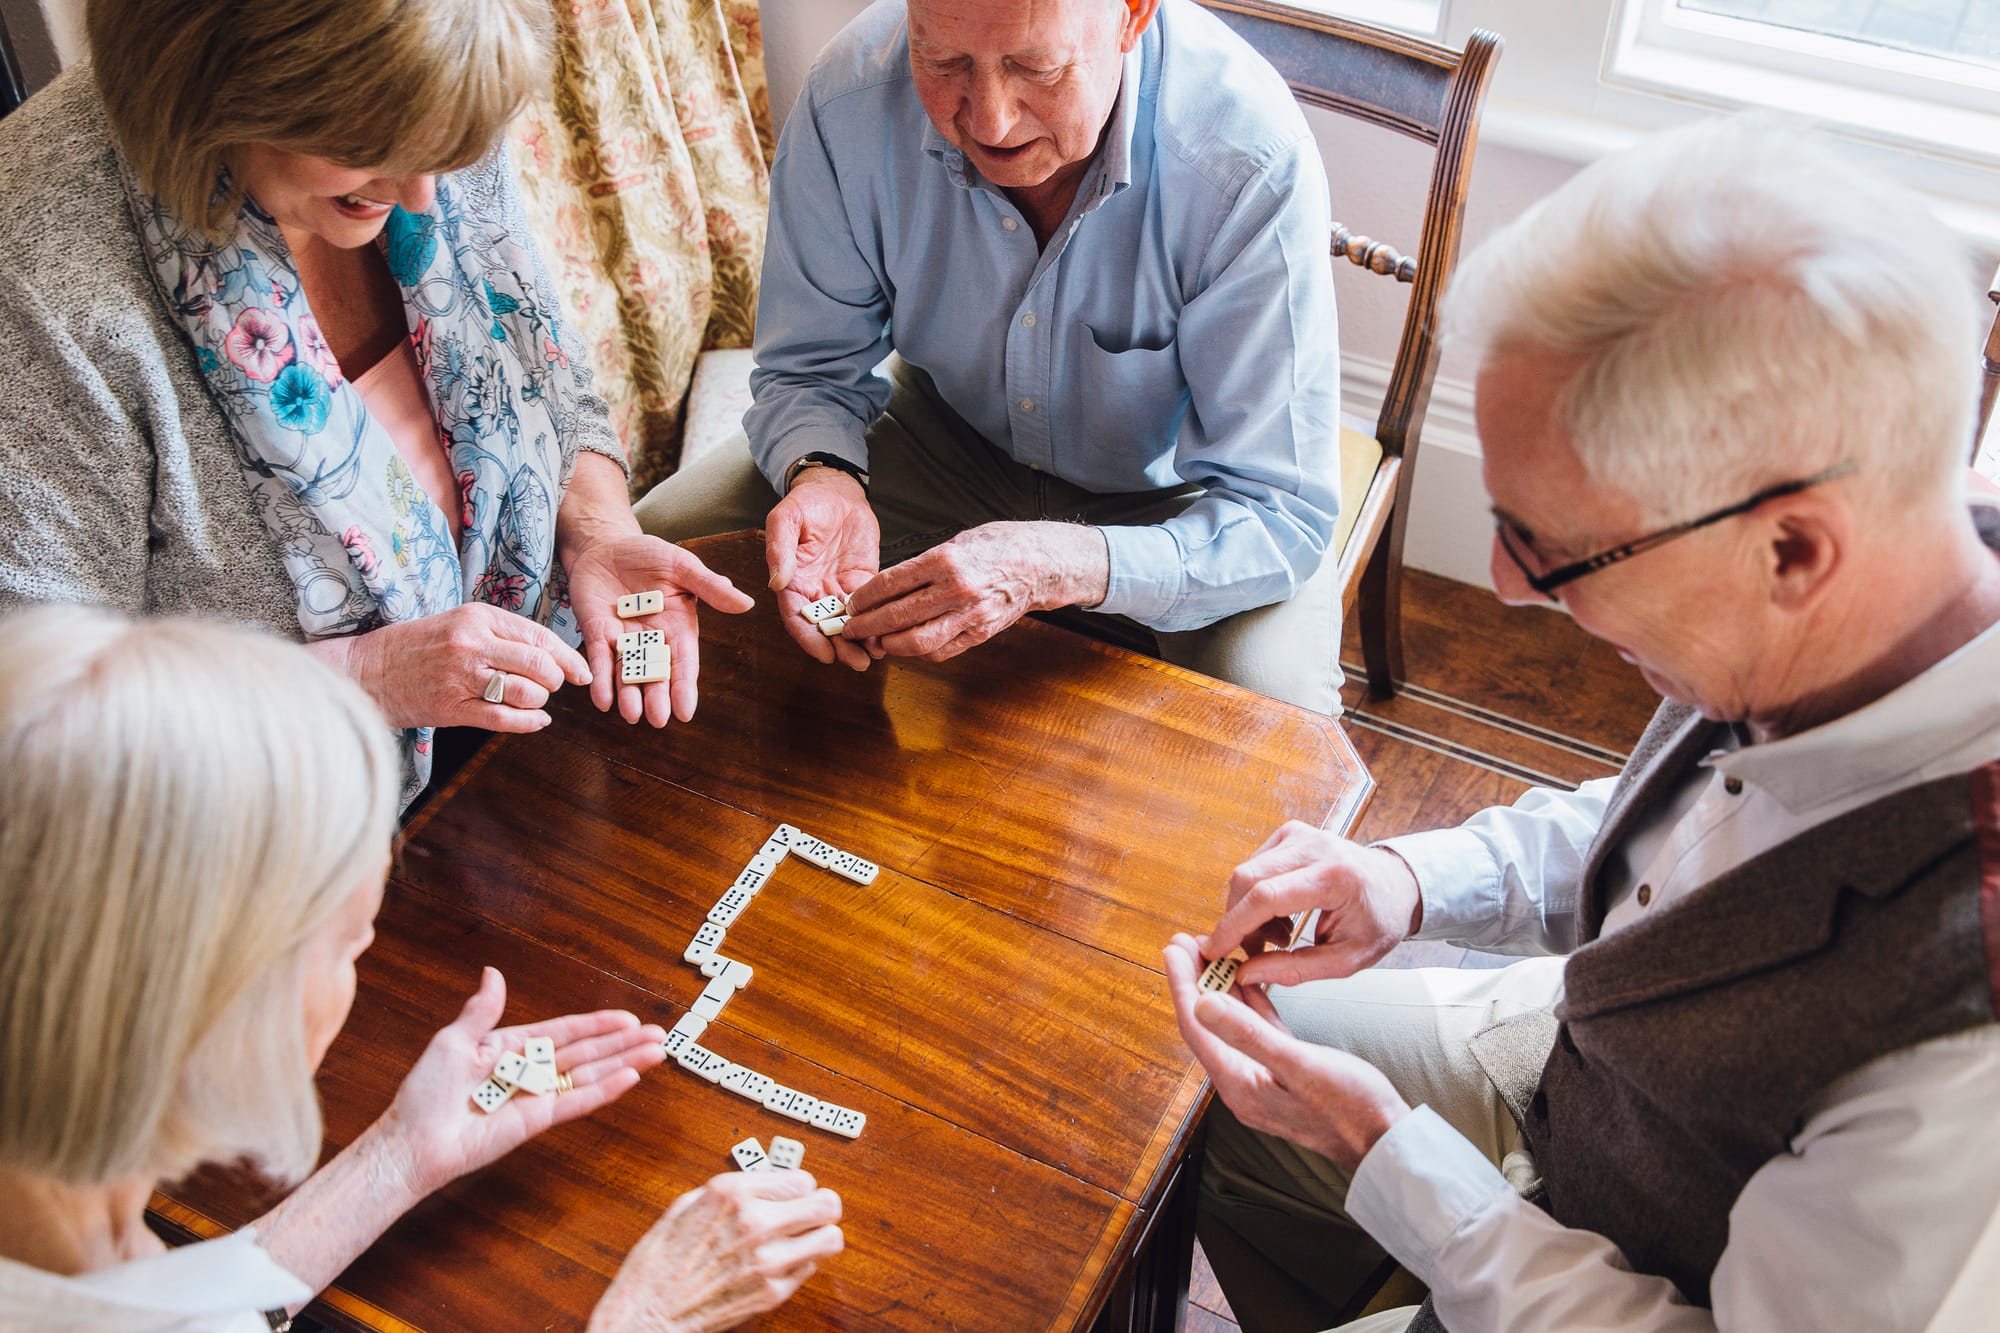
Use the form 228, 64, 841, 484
1407, 704, 2000, 1331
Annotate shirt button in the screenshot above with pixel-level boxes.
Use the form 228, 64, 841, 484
1636, 883, 1653, 907
1018, 398, 1035, 412
1001, 217, 1019, 231
1021, 313, 1037, 328
1724, 776, 1744, 795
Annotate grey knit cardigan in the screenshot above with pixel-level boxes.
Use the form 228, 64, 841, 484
0, 66, 625, 636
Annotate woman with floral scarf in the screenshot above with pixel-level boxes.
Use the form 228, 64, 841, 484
0, 0, 754, 808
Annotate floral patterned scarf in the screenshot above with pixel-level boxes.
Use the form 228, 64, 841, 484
121, 157, 586, 805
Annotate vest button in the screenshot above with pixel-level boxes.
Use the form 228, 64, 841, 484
1530, 1089, 1548, 1120
1637, 883, 1653, 907
1724, 776, 1744, 795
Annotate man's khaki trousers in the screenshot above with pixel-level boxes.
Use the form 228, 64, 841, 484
1200, 957, 1566, 1333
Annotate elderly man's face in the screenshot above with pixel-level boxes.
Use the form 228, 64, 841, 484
1479, 346, 1769, 722
908, 0, 1146, 197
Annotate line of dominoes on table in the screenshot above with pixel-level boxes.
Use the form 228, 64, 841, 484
663, 822, 878, 1152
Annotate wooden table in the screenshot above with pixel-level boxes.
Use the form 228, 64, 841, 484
153, 532, 1372, 1332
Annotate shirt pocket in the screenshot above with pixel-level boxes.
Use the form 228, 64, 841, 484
1071, 321, 1189, 453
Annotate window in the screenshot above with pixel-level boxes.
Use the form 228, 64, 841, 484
1680, 0, 1999, 67
1603, 0, 2000, 166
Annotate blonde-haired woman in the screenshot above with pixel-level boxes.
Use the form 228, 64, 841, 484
0, 0, 755, 810
0, 607, 843, 1330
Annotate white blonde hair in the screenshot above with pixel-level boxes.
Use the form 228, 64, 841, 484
1445, 114, 1980, 524
0, 607, 398, 1187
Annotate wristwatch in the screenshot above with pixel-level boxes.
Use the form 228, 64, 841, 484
784, 451, 869, 494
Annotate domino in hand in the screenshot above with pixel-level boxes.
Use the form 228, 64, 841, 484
616, 589, 666, 618
621, 643, 670, 686
1197, 953, 1245, 995
516, 1037, 559, 1096
616, 629, 664, 653
731, 1137, 770, 1172
818, 615, 848, 637
470, 1077, 517, 1113
768, 1136, 805, 1170
801, 594, 847, 625
491, 1051, 528, 1088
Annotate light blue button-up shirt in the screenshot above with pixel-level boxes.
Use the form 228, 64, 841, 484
745, 0, 1341, 632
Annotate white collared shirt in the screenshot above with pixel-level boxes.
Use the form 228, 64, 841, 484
1355, 616, 2000, 1331
0, 1227, 308, 1332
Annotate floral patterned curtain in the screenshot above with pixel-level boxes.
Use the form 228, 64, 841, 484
509, 0, 774, 494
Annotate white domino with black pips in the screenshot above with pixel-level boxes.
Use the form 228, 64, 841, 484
472, 1037, 558, 1112
669, 822, 884, 1143
801, 595, 848, 625
615, 590, 665, 619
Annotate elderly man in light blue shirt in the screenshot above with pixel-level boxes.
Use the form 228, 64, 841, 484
635, 0, 1344, 713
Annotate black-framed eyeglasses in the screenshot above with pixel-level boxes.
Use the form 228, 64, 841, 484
1494, 462, 1857, 602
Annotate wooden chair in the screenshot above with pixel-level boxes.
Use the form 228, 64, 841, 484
1977, 261, 2000, 464
1201, 0, 1502, 699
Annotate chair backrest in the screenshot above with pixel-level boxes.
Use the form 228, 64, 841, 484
1199, 1, 1501, 462
1977, 262, 2000, 465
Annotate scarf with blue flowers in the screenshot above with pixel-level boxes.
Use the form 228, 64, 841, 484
121, 157, 585, 806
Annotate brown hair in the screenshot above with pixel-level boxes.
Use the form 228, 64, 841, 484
89, 0, 554, 236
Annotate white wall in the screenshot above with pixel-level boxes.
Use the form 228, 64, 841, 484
761, 0, 2000, 590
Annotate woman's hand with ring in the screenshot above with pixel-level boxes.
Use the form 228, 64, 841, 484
368, 966, 666, 1200
312, 602, 590, 732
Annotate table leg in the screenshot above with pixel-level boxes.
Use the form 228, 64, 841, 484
1093, 1112, 1208, 1333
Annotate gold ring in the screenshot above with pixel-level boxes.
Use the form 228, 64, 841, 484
482, 671, 508, 704
556, 1071, 574, 1094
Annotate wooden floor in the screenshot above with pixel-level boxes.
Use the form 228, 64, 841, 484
1184, 569, 1661, 1331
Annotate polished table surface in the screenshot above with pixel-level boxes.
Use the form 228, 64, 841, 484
153, 532, 1373, 1331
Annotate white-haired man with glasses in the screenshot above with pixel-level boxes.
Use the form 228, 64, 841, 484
1164, 114, 2000, 1333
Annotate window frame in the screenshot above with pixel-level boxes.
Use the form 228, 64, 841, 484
1601, 0, 2000, 169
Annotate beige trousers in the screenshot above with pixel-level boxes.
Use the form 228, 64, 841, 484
633, 362, 1346, 716
1198, 957, 1568, 1333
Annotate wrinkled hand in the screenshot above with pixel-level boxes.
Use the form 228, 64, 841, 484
328, 602, 591, 733
1202, 821, 1424, 988
842, 520, 1108, 662
1164, 935, 1407, 1171
765, 468, 881, 671
373, 967, 666, 1197
567, 533, 756, 726
587, 1169, 845, 1333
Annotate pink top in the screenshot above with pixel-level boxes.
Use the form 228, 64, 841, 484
354, 339, 461, 543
